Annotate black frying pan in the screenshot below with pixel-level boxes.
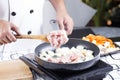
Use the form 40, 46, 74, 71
35, 38, 100, 71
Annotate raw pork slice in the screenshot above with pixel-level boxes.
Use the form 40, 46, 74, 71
47, 30, 68, 48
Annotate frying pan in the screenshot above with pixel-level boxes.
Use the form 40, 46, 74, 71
35, 38, 100, 71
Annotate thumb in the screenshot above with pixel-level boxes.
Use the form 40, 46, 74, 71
10, 23, 21, 35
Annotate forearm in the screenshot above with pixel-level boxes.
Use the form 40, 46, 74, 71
49, 0, 67, 13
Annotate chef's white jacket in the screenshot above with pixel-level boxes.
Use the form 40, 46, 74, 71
0, 0, 57, 60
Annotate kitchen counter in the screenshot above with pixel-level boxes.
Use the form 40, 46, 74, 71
74, 26, 120, 38
0, 26, 120, 80
91, 26, 120, 38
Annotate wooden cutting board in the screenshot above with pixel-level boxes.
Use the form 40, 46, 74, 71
0, 60, 33, 80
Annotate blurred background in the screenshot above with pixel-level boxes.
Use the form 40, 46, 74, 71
82, 0, 120, 27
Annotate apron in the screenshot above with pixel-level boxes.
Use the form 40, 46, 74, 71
0, 0, 56, 61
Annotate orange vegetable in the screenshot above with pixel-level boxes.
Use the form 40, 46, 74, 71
82, 34, 115, 48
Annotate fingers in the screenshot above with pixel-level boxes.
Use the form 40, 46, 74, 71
58, 20, 64, 30
1, 37, 10, 44
6, 32, 17, 42
0, 41, 3, 45
0, 32, 16, 45
63, 20, 72, 35
58, 19, 73, 35
0, 21, 18, 45
65, 20, 74, 35
0, 36, 16, 45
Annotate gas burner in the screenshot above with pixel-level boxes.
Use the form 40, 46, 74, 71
101, 51, 120, 80
20, 55, 113, 80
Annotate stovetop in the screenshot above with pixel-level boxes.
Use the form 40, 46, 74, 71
20, 55, 113, 80
1, 45, 120, 80
24, 52, 120, 80
101, 50, 120, 80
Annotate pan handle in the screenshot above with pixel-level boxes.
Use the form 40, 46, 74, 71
15, 35, 49, 42
19, 56, 61, 80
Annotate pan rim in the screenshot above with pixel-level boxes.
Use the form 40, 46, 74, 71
35, 38, 100, 65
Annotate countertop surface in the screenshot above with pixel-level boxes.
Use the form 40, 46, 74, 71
74, 26, 120, 38
91, 27, 120, 38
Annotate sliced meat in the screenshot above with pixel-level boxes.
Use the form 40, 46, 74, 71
47, 30, 68, 48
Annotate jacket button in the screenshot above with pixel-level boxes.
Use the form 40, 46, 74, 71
27, 31, 32, 35
11, 12, 16, 16
30, 9, 34, 14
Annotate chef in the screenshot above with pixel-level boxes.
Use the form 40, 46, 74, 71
0, 0, 73, 60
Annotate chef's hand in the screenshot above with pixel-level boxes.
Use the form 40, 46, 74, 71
56, 11, 74, 35
0, 19, 21, 45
